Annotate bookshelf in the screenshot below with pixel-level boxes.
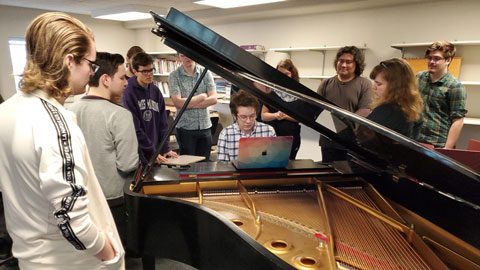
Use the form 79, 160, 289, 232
147, 51, 231, 103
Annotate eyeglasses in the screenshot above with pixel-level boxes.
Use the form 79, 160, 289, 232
137, 68, 154, 75
426, 56, 445, 62
237, 114, 256, 121
338, 59, 354, 65
83, 58, 100, 73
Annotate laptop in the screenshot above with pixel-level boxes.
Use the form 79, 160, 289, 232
232, 136, 293, 169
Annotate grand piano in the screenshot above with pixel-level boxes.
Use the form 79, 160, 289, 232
124, 8, 480, 270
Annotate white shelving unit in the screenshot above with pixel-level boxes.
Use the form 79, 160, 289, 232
464, 117, 480, 126
270, 45, 367, 79
390, 41, 480, 127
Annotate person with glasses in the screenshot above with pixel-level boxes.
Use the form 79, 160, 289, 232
261, 59, 302, 159
217, 90, 276, 162
416, 41, 467, 149
69, 52, 139, 246
122, 52, 177, 165
0, 12, 123, 269
316, 46, 373, 163
168, 53, 218, 161
368, 58, 423, 138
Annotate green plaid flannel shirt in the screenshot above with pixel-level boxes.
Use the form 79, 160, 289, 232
416, 71, 467, 147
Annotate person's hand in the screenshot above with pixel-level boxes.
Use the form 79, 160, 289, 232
155, 154, 169, 164
163, 150, 178, 158
276, 111, 285, 120
95, 236, 115, 261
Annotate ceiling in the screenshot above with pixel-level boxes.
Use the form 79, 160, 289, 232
0, 0, 443, 26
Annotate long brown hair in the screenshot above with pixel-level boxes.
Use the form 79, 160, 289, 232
20, 12, 94, 99
276, 59, 299, 82
370, 58, 423, 122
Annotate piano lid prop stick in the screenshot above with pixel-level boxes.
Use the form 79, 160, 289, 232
132, 67, 209, 192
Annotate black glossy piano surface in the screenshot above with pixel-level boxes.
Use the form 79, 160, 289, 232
124, 7, 480, 270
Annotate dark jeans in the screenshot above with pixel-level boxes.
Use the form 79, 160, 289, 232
176, 128, 212, 161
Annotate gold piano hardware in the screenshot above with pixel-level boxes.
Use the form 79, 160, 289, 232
144, 177, 459, 270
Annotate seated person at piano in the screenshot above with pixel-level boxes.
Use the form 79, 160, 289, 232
368, 58, 423, 138
217, 90, 276, 162
261, 59, 301, 159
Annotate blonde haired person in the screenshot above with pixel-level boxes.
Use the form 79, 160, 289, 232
0, 12, 124, 269
368, 58, 423, 138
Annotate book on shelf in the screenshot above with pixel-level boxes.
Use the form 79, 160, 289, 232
240, 44, 265, 51
152, 57, 181, 74
152, 81, 170, 98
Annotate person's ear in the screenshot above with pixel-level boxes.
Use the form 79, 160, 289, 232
101, 74, 111, 88
445, 57, 452, 65
64, 54, 75, 71
232, 113, 237, 121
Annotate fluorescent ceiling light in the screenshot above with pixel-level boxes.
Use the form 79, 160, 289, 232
94, 12, 151, 21
92, 5, 159, 21
194, 0, 286, 9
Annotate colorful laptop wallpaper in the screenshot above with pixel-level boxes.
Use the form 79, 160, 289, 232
235, 136, 293, 169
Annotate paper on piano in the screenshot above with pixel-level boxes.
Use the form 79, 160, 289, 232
161, 155, 205, 166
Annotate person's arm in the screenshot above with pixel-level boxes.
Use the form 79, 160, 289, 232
192, 89, 217, 108
261, 105, 277, 122
355, 78, 373, 117
445, 82, 467, 149
216, 129, 230, 162
190, 70, 217, 109
355, 108, 371, 117
445, 118, 464, 149
112, 110, 139, 173
156, 91, 171, 155
122, 90, 156, 160
170, 93, 207, 110
279, 112, 297, 122
36, 123, 115, 260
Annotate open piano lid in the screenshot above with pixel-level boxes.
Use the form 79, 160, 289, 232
149, 8, 480, 248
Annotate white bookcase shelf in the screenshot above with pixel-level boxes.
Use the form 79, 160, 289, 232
270, 45, 367, 79
464, 117, 480, 126
270, 46, 367, 53
391, 40, 480, 50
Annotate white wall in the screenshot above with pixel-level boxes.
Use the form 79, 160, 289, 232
2, 1, 479, 159
0, 5, 136, 99
136, 0, 480, 157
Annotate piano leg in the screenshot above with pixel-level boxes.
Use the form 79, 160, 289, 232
142, 255, 155, 270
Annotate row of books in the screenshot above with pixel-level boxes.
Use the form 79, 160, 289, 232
152, 57, 181, 75
152, 81, 170, 98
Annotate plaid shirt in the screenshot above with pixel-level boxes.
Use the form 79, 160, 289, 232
416, 71, 467, 147
217, 122, 276, 162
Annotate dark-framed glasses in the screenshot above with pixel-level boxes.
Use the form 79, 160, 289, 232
83, 58, 100, 73
137, 68, 154, 75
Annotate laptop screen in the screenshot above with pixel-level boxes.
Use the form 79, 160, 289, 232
232, 136, 293, 169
